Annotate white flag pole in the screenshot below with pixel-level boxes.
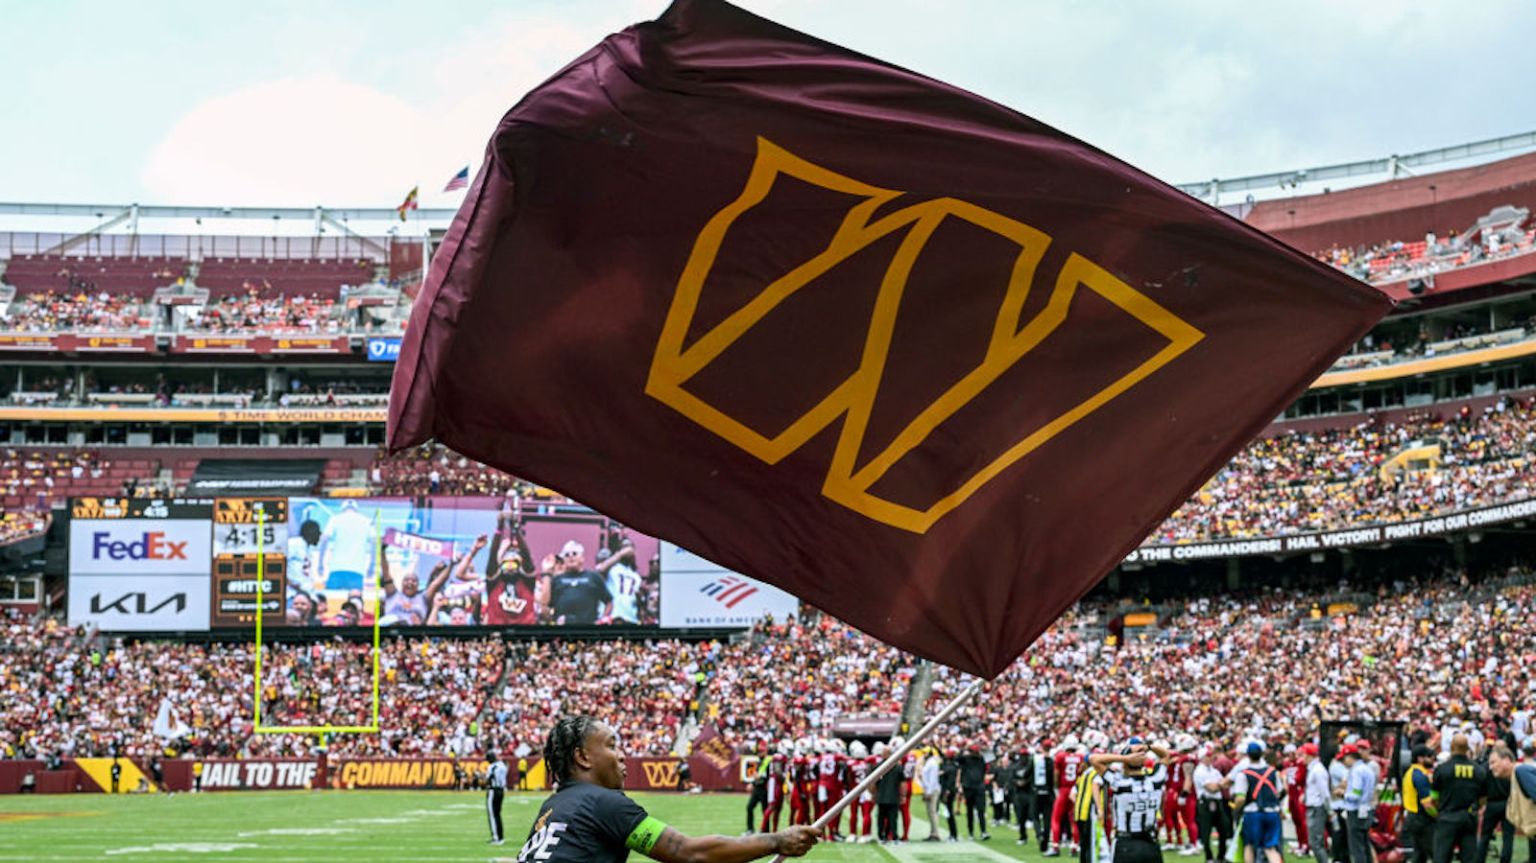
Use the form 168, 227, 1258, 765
769, 676, 984, 862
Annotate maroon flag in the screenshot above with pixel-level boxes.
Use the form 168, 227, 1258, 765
389, 0, 1390, 676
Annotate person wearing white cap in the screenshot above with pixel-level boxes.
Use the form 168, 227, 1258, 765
541, 539, 613, 625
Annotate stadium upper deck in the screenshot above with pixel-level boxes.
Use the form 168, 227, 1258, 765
3, 142, 1536, 567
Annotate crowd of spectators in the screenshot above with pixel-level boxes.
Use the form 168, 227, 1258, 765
370, 444, 552, 498
371, 402, 1536, 544
2, 448, 103, 513
3, 562, 1533, 767
926, 563, 1536, 763
1, 291, 148, 331
181, 293, 345, 334
1316, 222, 1536, 285
0, 510, 48, 544
1150, 397, 1536, 542
0, 625, 504, 763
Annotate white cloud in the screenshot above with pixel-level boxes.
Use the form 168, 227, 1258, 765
139, 0, 1536, 206
141, 7, 645, 208
142, 76, 430, 206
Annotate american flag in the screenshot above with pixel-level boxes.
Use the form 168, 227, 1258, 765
442, 166, 470, 192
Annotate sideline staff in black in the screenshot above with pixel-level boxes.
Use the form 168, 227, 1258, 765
1475, 746, 1516, 863
516, 716, 818, 862
487, 753, 509, 845
1430, 735, 1486, 863
1090, 737, 1172, 863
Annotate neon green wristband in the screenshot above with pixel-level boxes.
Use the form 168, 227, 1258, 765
626, 816, 669, 853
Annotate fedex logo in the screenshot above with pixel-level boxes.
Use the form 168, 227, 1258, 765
92, 531, 189, 561
71, 519, 210, 575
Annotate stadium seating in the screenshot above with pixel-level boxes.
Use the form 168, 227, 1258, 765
193, 258, 375, 299
0, 255, 185, 297
1, 449, 165, 514
2, 290, 151, 331
3, 564, 1530, 762
373, 399, 1536, 544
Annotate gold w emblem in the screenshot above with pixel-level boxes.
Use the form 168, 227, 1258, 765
640, 761, 679, 788
647, 137, 1204, 533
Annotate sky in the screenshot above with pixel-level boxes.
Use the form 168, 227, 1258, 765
3, 0, 1535, 212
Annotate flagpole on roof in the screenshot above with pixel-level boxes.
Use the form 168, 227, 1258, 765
419, 183, 430, 282
768, 676, 984, 863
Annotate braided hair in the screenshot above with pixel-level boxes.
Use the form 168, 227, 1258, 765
544, 715, 599, 786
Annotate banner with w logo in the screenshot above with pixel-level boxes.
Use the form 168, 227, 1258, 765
387, 0, 1390, 676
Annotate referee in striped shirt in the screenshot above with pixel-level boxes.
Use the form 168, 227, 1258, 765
487, 752, 509, 845
1090, 738, 1172, 863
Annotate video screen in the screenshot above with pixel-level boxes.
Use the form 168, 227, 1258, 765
279, 496, 660, 627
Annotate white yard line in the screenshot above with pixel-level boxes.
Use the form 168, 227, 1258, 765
873, 814, 1019, 862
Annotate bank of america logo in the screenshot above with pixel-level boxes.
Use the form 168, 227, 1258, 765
700, 575, 759, 609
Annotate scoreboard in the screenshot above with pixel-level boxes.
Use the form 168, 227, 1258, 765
211, 498, 289, 627
70, 497, 211, 520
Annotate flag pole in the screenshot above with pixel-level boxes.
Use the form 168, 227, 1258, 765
769, 676, 984, 862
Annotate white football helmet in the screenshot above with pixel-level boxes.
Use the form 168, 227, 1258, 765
849, 741, 869, 759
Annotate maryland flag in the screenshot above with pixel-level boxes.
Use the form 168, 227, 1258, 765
395, 186, 419, 221
388, 0, 1390, 676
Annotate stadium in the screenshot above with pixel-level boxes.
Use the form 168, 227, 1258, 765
6, 3, 1536, 863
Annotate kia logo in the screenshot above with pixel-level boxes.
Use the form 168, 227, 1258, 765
90, 592, 188, 615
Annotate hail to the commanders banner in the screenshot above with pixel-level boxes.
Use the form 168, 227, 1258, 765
388, 0, 1391, 677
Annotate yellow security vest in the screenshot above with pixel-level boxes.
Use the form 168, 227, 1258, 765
1403, 764, 1431, 814
1074, 766, 1100, 822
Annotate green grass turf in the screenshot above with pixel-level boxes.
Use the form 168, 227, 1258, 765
0, 789, 1323, 862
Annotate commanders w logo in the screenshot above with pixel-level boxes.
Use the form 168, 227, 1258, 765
647, 138, 1204, 534
640, 761, 679, 788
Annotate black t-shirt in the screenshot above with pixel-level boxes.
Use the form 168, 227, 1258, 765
958, 752, 986, 788
1484, 769, 1510, 805
877, 764, 904, 805
1431, 756, 1489, 815
516, 781, 659, 863
939, 760, 958, 792
550, 570, 612, 624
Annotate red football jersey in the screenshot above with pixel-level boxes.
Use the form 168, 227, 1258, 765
1058, 751, 1084, 785
484, 575, 538, 625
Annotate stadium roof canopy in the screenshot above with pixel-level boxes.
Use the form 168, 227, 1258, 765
0, 129, 1532, 241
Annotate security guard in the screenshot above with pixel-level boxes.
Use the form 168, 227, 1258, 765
1430, 735, 1487, 863
1402, 746, 1437, 863
1090, 737, 1172, 863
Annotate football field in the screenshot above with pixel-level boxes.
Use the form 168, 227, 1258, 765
0, 789, 1313, 862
